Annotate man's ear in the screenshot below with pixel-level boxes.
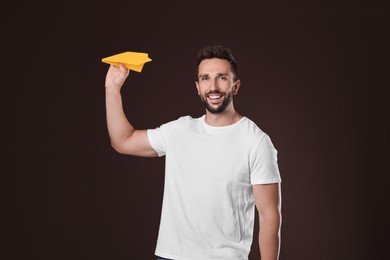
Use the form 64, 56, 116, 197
195, 81, 200, 95
233, 80, 241, 95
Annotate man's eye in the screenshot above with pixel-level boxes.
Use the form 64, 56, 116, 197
201, 77, 209, 81
219, 76, 227, 80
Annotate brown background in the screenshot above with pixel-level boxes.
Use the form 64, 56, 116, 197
3, 1, 388, 259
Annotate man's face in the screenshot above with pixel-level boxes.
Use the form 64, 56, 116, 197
196, 58, 240, 114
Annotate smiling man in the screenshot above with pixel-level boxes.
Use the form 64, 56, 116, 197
104, 45, 282, 260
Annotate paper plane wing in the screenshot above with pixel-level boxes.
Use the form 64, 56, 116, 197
101, 51, 152, 72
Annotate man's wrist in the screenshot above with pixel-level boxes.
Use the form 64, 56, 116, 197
105, 85, 121, 94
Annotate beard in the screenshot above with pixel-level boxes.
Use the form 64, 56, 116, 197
200, 90, 234, 114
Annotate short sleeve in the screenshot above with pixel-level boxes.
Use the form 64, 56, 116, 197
147, 120, 178, 157
250, 134, 282, 185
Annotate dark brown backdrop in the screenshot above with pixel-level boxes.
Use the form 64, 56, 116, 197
3, 1, 388, 259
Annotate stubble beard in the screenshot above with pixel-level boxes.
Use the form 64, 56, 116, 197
200, 90, 234, 114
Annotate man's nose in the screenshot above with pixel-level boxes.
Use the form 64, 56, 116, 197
209, 78, 219, 91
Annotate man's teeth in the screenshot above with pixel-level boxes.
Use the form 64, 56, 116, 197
209, 95, 222, 99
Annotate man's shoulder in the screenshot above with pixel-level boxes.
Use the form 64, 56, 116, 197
167, 115, 201, 124
158, 115, 202, 129
177, 115, 199, 121
240, 117, 267, 136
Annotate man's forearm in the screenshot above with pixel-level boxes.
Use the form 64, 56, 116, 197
105, 88, 134, 151
258, 211, 281, 260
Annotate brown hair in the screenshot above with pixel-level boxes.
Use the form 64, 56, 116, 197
196, 45, 238, 81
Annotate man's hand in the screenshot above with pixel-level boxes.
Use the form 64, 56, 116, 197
105, 64, 130, 90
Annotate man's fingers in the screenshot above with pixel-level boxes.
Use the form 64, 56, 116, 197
105, 63, 129, 89
119, 63, 130, 75
108, 64, 129, 75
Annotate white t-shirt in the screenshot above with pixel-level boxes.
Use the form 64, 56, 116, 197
147, 115, 281, 260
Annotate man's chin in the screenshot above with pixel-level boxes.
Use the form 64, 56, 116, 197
205, 104, 225, 114
201, 96, 231, 114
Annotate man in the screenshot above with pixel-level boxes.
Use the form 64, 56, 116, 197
105, 45, 282, 260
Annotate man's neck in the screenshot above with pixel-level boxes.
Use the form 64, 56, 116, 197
204, 106, 242, 127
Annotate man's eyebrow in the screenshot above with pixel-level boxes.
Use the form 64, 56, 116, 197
216, 73, 229, 77
198, 73, 229, 78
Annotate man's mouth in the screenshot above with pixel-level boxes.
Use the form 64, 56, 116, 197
207, 94, 224, 103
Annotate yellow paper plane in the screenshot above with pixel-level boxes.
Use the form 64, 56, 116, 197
101, 51, 152, 72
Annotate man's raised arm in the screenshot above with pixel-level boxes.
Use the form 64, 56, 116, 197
105, 64, 157, 157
